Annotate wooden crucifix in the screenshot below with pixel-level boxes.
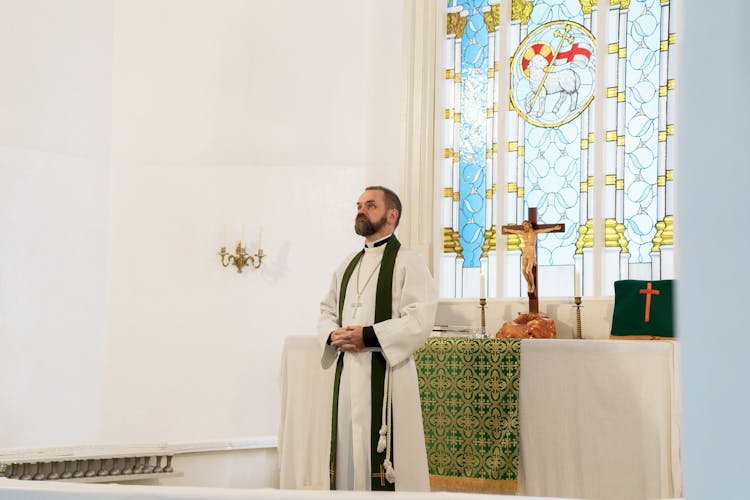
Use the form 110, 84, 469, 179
501, 207, 565, 313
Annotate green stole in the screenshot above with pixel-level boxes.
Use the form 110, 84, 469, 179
329, 235, 401, 491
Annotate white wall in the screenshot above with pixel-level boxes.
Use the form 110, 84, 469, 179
679, 1, 750, 498
0, 0, 406, 482
363, 1, 404, 189
102, 0, 405, 449
0, 0, 113, 447
131, 449, 279, 489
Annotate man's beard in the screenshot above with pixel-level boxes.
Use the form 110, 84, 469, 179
355, 214, 388, 237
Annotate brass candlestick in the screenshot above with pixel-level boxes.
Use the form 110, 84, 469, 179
480, 298, 487, 338
574, 296, 582, 339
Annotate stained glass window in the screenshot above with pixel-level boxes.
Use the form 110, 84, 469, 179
602, 0, 676, 295
440, 0, 677, 298
441, 0, 500, 298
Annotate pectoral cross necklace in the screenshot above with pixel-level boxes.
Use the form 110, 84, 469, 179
351, 258, 381, 318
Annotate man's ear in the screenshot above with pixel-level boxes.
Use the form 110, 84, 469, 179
388, 208, 399, 225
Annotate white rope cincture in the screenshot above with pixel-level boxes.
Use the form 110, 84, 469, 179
377, 360, 389, 453
381, 364, 395, 484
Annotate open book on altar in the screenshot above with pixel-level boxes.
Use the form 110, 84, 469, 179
431, 325, 485, 338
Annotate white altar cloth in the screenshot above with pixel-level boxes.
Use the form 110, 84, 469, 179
518, 339, 682, 499
278, 336, 682, 500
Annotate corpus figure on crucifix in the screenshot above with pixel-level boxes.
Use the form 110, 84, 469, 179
503, 220, 562, 294
497, 208, 565, 339
502, 214, 563, 294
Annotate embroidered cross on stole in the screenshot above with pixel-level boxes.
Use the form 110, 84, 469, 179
328, 235, 400, 491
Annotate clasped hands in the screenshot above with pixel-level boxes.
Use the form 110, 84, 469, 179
330, 325, 364, 353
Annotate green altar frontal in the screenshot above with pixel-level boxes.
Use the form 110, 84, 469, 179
414, 337, 521, 494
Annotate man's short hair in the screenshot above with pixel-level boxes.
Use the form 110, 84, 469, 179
365, 185, 402, 228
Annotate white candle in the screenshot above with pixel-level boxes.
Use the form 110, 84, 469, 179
575, 268, 582, 297
480, 270, 486, 299
258, 226, 263, 249
221, 225, 227, 247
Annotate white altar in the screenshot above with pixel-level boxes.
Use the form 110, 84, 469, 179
278, 336, 682, 500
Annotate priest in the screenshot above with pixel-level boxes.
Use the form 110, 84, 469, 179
317, 186, 438, 491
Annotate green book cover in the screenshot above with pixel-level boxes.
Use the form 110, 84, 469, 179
611, 280, 674, 337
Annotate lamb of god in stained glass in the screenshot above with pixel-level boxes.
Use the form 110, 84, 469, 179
511, 20, 596, 128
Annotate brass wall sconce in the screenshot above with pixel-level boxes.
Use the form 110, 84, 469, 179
219, 242, 264, 273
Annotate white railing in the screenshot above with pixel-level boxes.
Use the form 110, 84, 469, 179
0, 437, 277, 483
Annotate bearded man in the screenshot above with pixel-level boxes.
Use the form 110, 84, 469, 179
318, 185, 438, 491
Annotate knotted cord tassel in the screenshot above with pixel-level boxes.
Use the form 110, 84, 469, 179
378, 359, 390, 454
383, 458, 396, 483
382, 365, 395, 484
377, 425, 388, 453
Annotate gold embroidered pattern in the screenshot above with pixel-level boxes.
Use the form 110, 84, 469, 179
415, 338, 521, 493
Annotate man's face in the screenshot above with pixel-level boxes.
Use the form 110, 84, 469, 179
355, 190, 389, 237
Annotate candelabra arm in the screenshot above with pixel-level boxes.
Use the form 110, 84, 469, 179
249, 248, 264, 269
218, 247, 232, 268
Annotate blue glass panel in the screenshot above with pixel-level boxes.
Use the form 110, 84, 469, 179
455, 0, 489, 268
